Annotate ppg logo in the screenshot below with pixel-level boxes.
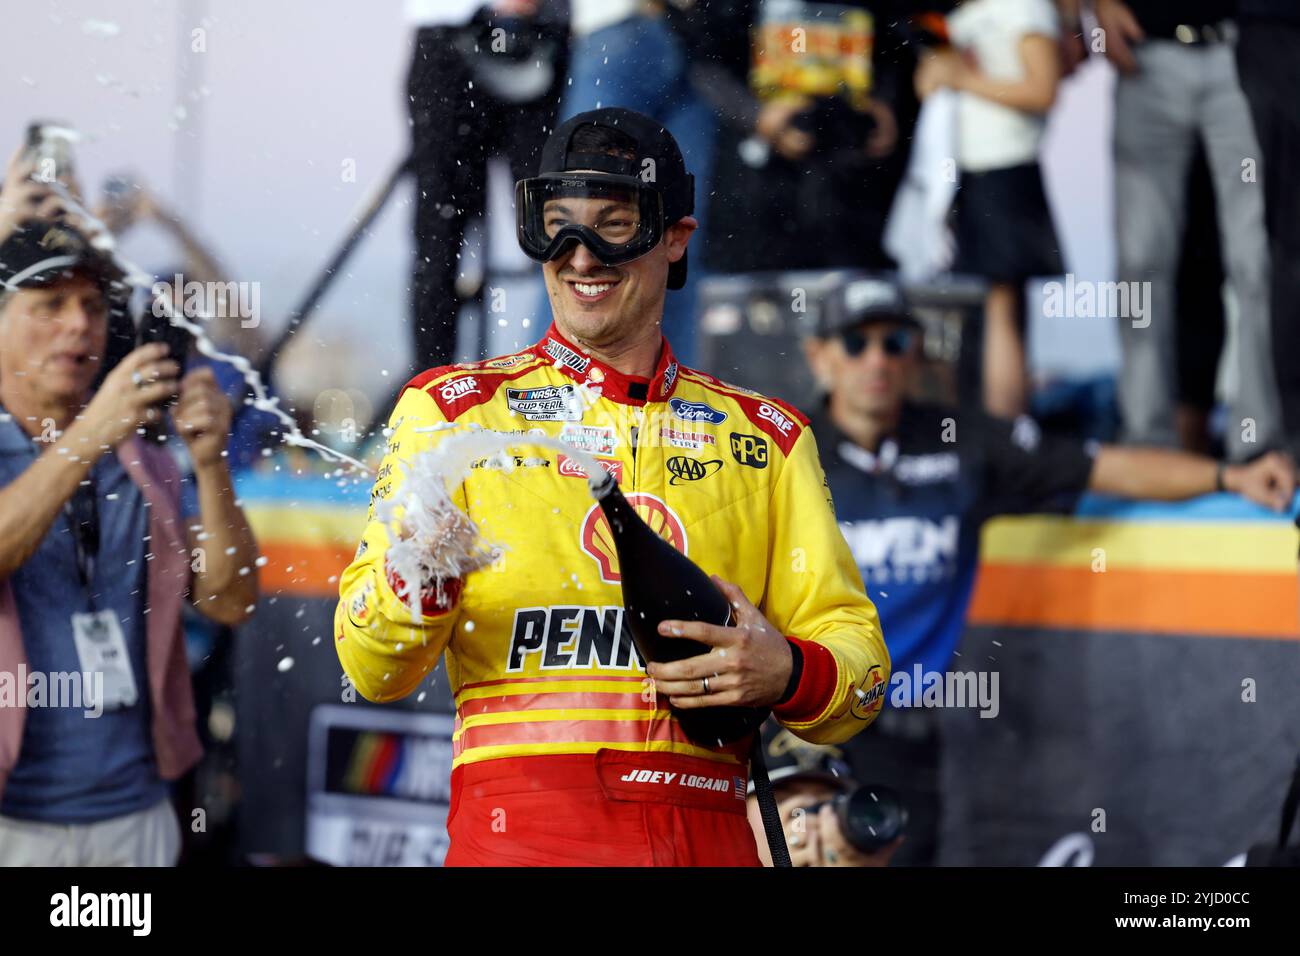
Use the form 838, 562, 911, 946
729, 433, 768, 468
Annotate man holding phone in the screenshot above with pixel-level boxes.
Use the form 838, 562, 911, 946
0, 210, 260, 865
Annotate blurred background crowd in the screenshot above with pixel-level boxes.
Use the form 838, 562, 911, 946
1, 0, 1299, 867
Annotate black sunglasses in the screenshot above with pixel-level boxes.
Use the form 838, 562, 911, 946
838, 326, 915, 358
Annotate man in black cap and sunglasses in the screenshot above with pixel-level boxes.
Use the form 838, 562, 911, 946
803, 275, 1296, 865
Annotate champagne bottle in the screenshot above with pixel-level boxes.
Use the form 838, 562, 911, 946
591, 473, 767, 746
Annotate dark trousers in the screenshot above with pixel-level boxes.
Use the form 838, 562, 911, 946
407, 26, 564, 372
842, 706, 942, 866
1238, 20, 1300, 458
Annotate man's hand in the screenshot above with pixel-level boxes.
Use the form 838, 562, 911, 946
1224, 451, 1296, 513
646, 575, 793, 709
173, 366, 232, 471
756, 98, 815, 162
94, 182, 161, 236
1094, 0, 1145, 75
863, 98, 898, 159
786, 801, 902, 868
914, 48, 968, 99
70, 343, 180, 451
0, 147, 69, 242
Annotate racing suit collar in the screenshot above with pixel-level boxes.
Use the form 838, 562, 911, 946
534, 323, 680, 407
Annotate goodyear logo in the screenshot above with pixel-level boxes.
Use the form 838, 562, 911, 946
729, 432, 768, 468
580, 493, 687, 583
666, 456, 722, 485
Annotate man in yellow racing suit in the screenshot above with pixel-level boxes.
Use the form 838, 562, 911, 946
335, 107, 888, 866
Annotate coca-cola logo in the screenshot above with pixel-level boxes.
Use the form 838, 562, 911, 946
580, 493, 687, 584
558, 454, 623, 483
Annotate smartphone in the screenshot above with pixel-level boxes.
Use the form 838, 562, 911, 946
24, 120, 78, 185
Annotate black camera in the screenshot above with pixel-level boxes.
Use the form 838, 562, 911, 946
805, 783, 908, 855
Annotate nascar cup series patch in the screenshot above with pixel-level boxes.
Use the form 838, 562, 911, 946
505, 385, 583, 422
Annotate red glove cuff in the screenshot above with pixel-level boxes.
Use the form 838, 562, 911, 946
772, 636, 838, 725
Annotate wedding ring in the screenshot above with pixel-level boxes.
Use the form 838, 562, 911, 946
702, 677, 710, 695
131, 370, 144, 387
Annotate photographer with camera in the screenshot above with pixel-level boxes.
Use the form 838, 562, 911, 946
0, 146, 259, 865
746, 721, 905, 867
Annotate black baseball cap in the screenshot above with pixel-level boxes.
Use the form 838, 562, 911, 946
536, 107, 695, 290
0, 219, 127, 297
819, 274, 919, 337
747, 719, 855, 796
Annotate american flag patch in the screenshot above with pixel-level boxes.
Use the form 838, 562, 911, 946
734, 777, 746, 799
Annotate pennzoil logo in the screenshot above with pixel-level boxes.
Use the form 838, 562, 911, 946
666, 456, 722, 485
851, 665, 887, 720
485, 354, 531, 370
543, 337, 591, 375
580, 493, 687, 583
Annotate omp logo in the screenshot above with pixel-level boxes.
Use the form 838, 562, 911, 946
729, 432, 768, 468
580, 493, 686, 583
666, 457, 722, 485
839, 516, 959, 577
757, 403, 793, 435
669, 398, 728, 424
543, 337, 591, 374
558, 454, 623, 483
439, 376, 480, 402
850, 665, 887, 720
507, 605, 645, 671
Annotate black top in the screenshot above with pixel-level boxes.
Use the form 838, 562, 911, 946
812, 401, 1096, 676
1237, 0, 1300, 24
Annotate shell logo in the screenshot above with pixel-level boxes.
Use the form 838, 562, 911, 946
580, 493, 687, 583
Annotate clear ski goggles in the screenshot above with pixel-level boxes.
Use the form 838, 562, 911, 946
515, 171, 665, 266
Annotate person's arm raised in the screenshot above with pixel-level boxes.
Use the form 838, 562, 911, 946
0, 344, 178, 579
